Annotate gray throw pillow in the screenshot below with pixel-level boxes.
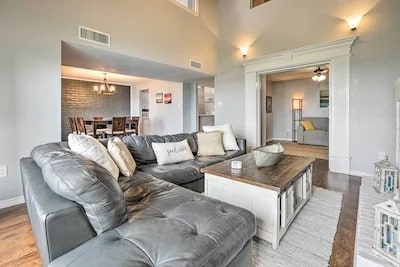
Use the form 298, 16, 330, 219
31, 142, 70, 168
41, 150, 127, 234
122, 135, 165, 164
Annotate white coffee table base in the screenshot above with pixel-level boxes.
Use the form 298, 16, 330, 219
205, 165, 313, 249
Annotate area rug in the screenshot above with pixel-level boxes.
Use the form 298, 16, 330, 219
253, 186, 343, 267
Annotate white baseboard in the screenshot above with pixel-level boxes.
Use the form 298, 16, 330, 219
0, 196, 25, 209
265, 138, 293, 144
349, 171, 374, 178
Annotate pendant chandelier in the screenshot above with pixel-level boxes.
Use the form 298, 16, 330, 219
93, 73, 115, 95
311, 66, 327, 82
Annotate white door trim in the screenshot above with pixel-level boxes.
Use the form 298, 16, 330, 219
242, 36, 358, 174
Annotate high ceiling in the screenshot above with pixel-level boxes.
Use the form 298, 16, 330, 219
61, 41, 213, 84
265, 64, 329, 82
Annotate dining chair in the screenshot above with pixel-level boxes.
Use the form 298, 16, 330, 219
69, 117, 78, 134
76, 117, 94, 136
126, 116, 139, 136
104, 117, 126, 137
93, 116, 108, 138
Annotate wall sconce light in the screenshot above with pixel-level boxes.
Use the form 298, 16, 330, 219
346, 16, 363, 31
240, 47, 249, 58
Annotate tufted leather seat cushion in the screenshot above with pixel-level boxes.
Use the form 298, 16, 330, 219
136, 159, 206, 185
136, 149, 246, 186
50, 171, 256, 267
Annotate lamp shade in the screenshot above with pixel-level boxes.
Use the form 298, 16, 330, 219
292, 99, 302, 110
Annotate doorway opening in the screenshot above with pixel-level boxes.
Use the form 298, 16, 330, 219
261, 64, 330, 160
197, 85, 215, 131
139, 89, 149, 135
242, 37, 357, 174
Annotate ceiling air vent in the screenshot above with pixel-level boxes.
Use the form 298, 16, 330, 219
78, 25, 110, 46
190, 60, 203, 70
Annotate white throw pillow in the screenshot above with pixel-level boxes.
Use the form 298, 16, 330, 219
68, 134, 119, 180
196, 131, 225, 157
152, 139, 194, 165
108, 137, 136, 177
203, 124, 239, 151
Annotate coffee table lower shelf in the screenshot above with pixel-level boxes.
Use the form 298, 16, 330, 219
204, 165, 313, 249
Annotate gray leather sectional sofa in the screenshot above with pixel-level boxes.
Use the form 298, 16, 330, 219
121, 133, 247, 192
20, 133, 255, 266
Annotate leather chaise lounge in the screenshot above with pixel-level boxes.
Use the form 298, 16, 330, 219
20, 137, 255, 266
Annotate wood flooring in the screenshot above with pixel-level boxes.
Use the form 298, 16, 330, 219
0, 204, 40, 266
282, 142, 329, 160
0, 159, 360, 267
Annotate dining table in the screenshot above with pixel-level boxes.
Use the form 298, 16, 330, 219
85, 117, 139, 137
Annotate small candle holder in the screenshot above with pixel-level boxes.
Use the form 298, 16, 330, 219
231, 160, 242, 170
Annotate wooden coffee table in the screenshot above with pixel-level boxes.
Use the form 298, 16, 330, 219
202, 153, 315, 249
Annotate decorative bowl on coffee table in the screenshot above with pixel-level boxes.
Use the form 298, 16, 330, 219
252, 143, 284, 168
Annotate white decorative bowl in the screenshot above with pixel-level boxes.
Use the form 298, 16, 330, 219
252, 143, 285, 168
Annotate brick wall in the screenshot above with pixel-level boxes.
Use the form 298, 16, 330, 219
61, 78, 130, 141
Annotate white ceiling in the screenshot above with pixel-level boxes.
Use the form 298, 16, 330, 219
62, 41, 213, 83
61, 66, 150, 85
266, 64, 329, 82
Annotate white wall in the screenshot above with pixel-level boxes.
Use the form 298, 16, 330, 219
216, 0, 400, 175
135, 79, 183, 135
271, 78, 329, 140
0, 0, 217, 203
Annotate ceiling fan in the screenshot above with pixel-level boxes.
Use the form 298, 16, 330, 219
312, 66, 328, 82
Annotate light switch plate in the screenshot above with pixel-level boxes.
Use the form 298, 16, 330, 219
0, 166, 7, 178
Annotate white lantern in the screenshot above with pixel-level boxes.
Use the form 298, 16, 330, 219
374, 199, 400, 264
374, 156, 399, 193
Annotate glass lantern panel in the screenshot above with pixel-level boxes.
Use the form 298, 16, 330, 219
390, 246, 397, 256
385, 176, 394, 192
387, 225, 392, 244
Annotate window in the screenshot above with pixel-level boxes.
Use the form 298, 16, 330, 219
171, 0, 198, 16
251, 0, 271, 9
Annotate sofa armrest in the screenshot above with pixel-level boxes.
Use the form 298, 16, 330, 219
297, 125, 305, 144
236, 138, 247, 152
20, 158, 96, 266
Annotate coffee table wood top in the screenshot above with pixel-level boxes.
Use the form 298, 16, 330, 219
202, 154, 315, 193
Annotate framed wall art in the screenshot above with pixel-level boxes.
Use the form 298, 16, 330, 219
156, 93, 163, 103
320, 90, 329, 108
266, 96, 272, 113
164, 93, 172, 104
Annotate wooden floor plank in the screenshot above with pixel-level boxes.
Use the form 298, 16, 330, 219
0, 205, 41, 267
